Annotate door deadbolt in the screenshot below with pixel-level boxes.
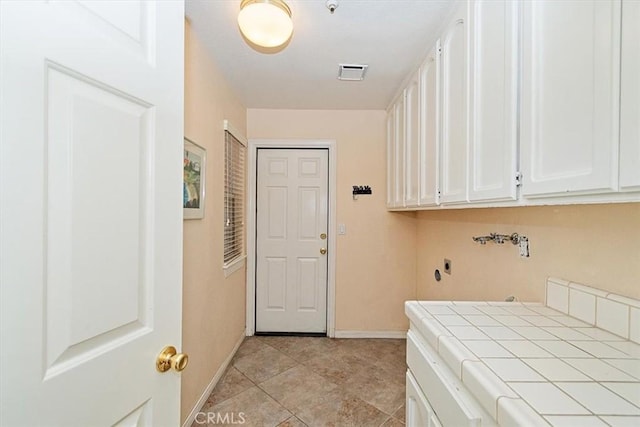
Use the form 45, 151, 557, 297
320, 233, 327, 240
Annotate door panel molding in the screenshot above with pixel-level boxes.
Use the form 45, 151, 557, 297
246, 140, 337, 337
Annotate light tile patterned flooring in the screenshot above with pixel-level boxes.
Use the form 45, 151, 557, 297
195, 336, 407, 427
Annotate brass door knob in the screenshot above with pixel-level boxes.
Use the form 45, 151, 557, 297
320, 248, 327, 255
156, 346, 189, 373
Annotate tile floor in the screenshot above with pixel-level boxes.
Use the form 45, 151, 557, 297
194, 336, 407, 427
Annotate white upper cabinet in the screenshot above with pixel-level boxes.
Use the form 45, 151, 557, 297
520, 0, 621, 197
386, 105, 396, 208
467, 0, 518, 202
405, 71, 421, 207
620, 0, 640, 192
387, 0, 637, 211
393, 94, 406, 207
419, 42, 440, 207
439, 1, 469, 204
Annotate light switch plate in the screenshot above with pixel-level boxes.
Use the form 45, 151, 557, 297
338, 224, 346, 235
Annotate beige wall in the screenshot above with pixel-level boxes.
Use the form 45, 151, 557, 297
248, 109, 417, 333
182, 22, 247, 423
182, 24, 639, 423
416, 203, 640, 303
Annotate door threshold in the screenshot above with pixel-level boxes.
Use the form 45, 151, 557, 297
255, 331, 327, 337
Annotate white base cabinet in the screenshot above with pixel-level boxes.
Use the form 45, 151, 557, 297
406, 371, 442, 427
406, 329, 495, 427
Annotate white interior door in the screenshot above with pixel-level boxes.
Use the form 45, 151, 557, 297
0, 1, 184, 425
256, 149, 329, 333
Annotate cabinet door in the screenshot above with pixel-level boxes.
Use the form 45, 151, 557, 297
405, 71, 420, 207
620, 0, 640, 191
406, 371, 442, 427
429, 412, 443, 427
419, 42, 440, 206
521, 0, 621, 197
439, 1, 469, 204
393, 95, 406, 207
468, 0, 518, 202
386, 106, 396, 208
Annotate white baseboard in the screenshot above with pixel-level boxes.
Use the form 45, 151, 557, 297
182, 330, 245, 427
333, 330, 407, 339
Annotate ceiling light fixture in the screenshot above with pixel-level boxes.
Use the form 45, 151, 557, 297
238, 0, 293, 48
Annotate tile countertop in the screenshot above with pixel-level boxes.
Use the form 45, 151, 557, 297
405, 300, 640, 427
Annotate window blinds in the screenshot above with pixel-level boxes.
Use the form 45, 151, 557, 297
224, 130, 245, 265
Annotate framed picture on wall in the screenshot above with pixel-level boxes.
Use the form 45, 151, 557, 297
183, 138, 206, 220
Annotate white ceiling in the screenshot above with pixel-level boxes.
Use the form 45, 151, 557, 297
185, 0, 455, 110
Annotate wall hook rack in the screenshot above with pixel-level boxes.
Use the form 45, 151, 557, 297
352, 185, 372, 200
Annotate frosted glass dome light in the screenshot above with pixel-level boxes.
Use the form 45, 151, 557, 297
238, 0, 293, 48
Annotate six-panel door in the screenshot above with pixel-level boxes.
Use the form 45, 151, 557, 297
0, 1, 184, 425
256, 149, 329, 333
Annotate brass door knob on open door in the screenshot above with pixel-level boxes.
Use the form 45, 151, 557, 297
156, 346, 189, 373
320, 248, 327, 255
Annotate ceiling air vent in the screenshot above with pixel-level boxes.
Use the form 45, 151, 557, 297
338, 64, 368, 81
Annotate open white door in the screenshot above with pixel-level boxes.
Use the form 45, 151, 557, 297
0, 1, 184, 425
